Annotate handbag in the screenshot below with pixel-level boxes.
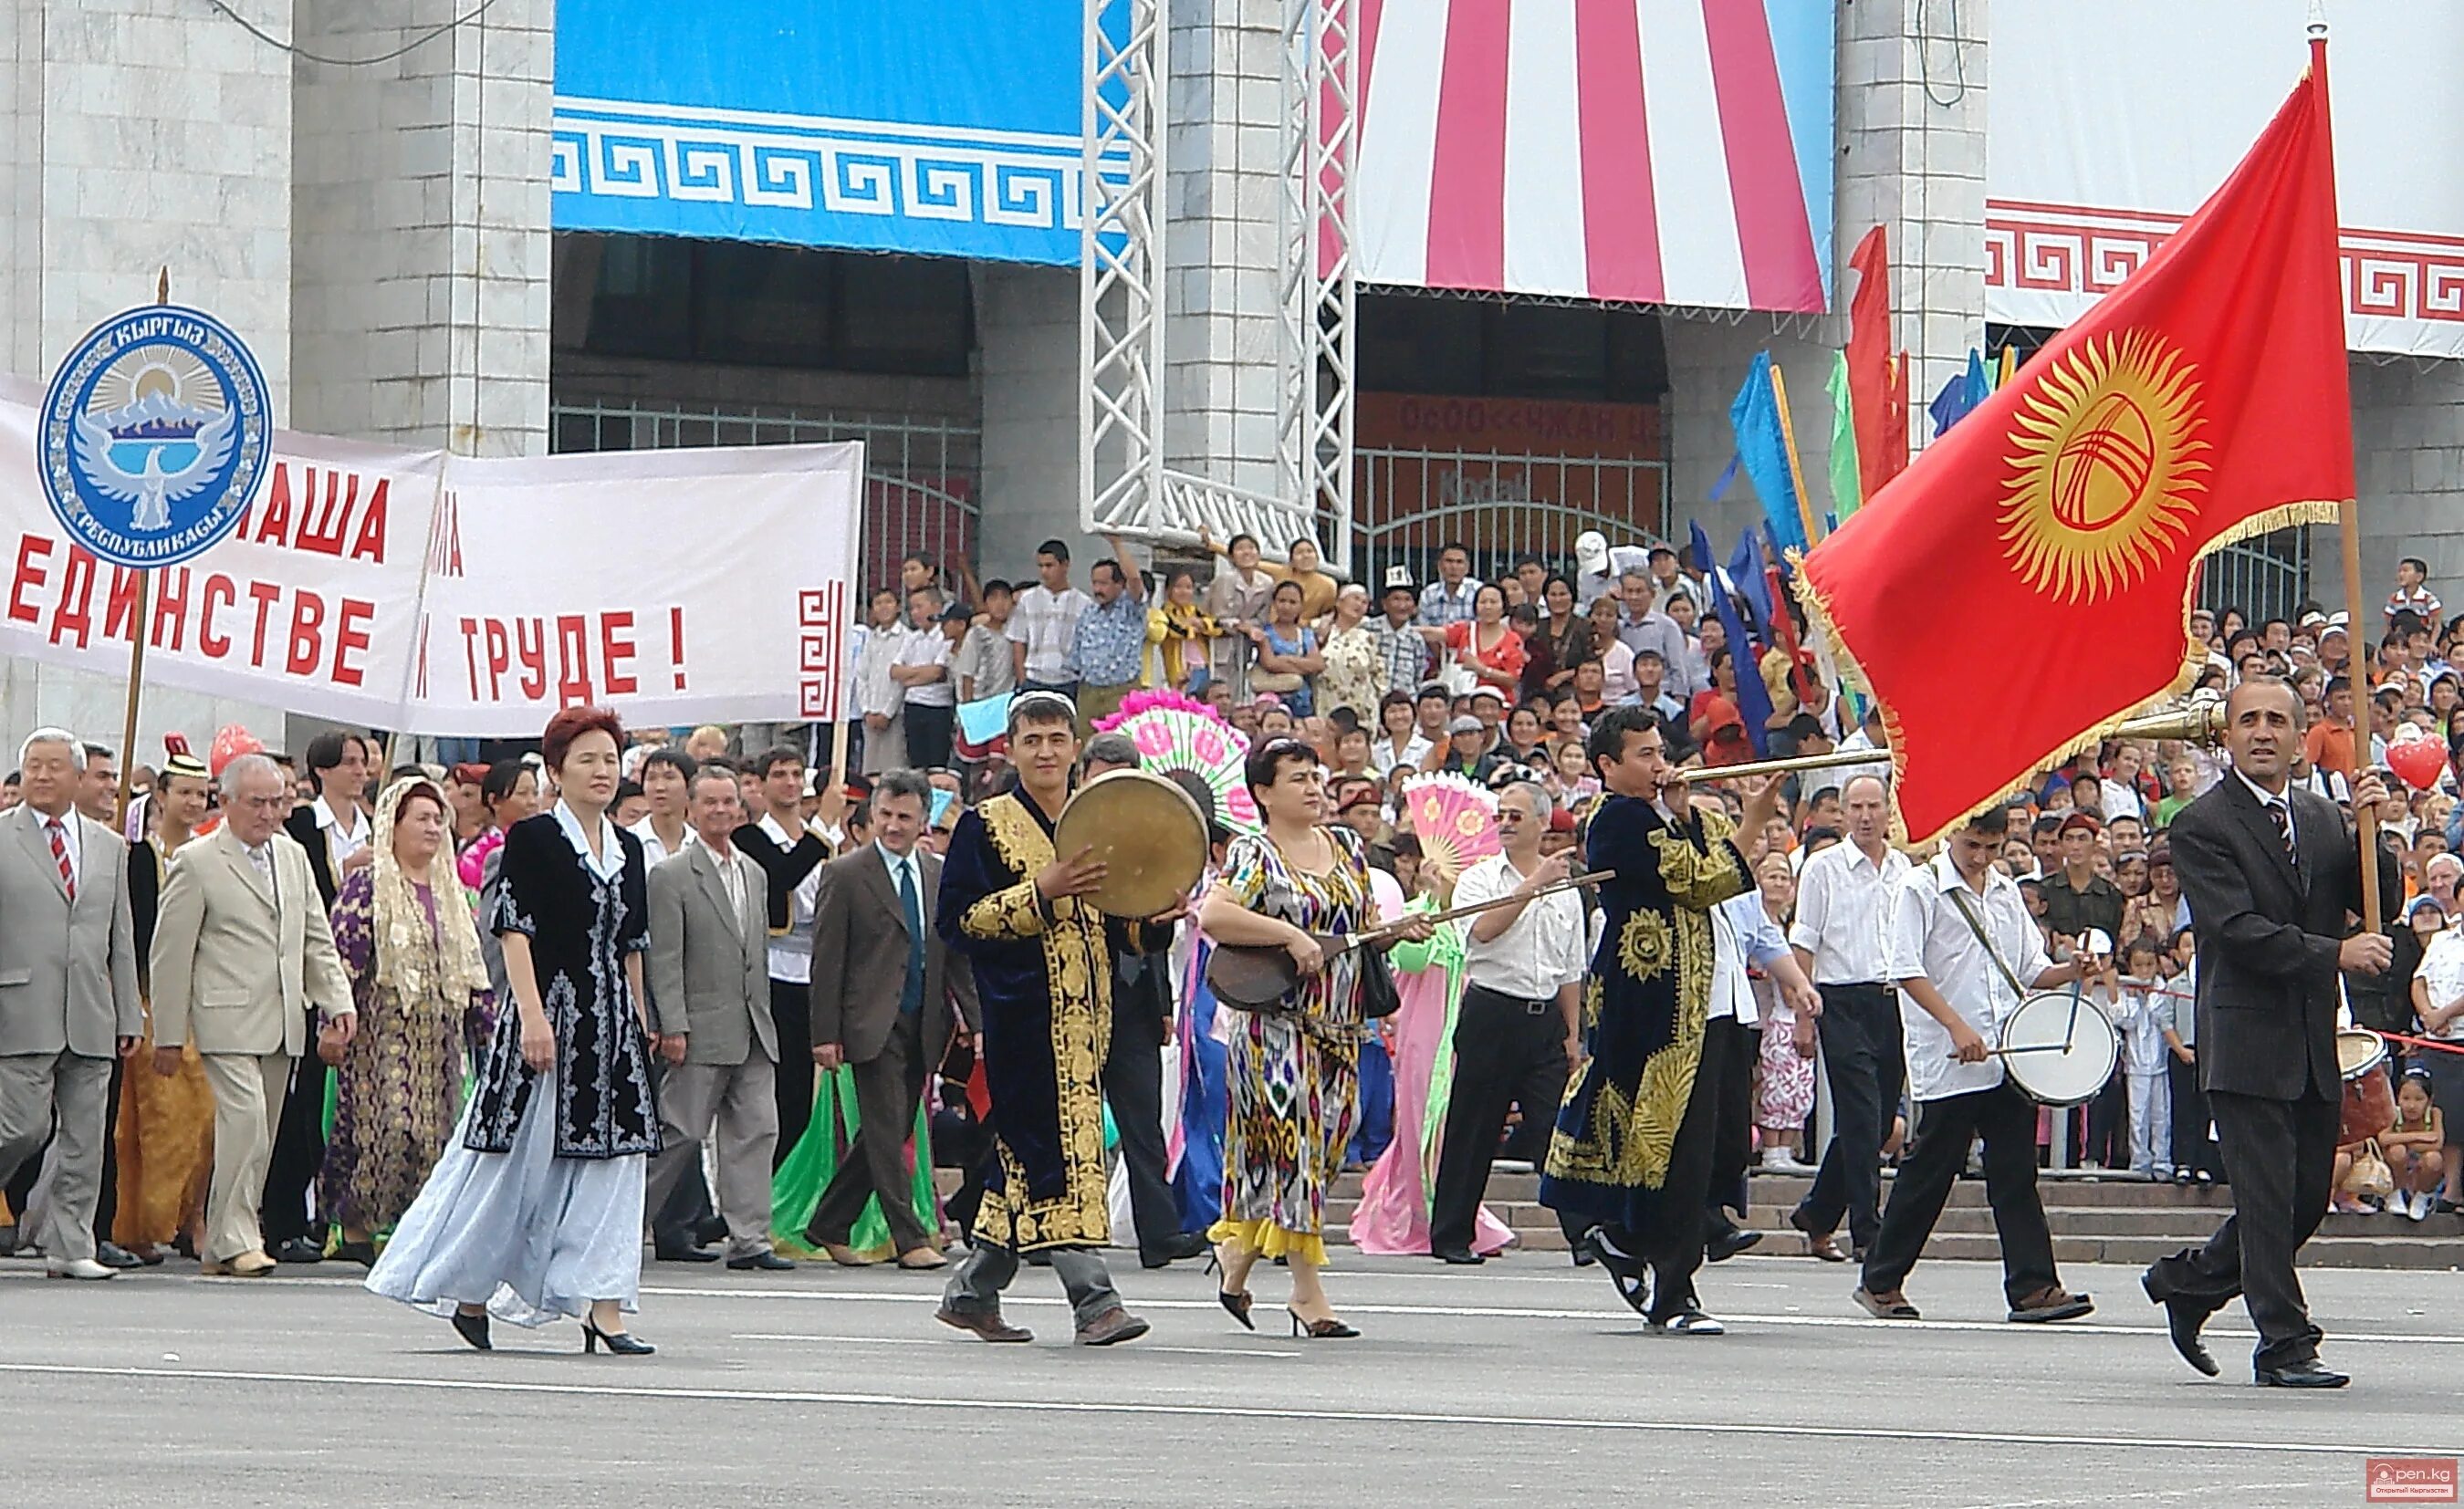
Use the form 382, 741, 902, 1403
1357, 942, 1402, 1019
2343, 1139, 2395, 1201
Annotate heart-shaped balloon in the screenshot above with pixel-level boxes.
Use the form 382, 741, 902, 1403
2387, 736, 2448, 792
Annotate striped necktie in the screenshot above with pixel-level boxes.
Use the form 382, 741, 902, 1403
45, 817, 74, 901
2263, 796, 2297, 863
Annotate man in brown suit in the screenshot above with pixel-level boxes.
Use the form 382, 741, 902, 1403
805, 769, 976, 1268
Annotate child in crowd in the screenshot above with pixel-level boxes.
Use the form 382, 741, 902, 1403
2380, 1073, 2445, 1222
2114, 937, 2174, 1181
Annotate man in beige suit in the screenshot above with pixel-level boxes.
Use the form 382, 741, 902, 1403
0, 729, 142, 1279
149, 753, 354, 1276
645, 767, 791, 1270
806, 768, 977, 1268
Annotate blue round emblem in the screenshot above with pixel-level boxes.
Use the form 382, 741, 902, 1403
38, 305, 273, 569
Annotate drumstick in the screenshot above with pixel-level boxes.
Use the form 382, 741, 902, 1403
1945, 1042, 2082, 1060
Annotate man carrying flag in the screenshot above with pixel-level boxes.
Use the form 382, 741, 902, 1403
1796, 39, 2393, 1387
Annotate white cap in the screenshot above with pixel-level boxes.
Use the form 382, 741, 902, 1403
1575, 530, 1610, 571
1383, 565, 1416, 590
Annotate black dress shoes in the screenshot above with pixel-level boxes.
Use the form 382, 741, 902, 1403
726, 1250, 797, 1271
1432, 1247, 1486, 1265
1139, 1232, 1210, 1269
272, 1237, 325, 1264
2256, 1358, 2349, 1389
1705, 1225, 1762, 1264
2142, 1272, 2219, 1378
654, 1244, 722, 1264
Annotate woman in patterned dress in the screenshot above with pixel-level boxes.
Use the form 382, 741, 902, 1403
319, 776, 494, 1265
1197, 737, 1428, 1337
368, 707, 660, 1357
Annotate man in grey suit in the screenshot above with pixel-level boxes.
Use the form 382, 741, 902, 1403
0, 729, 142, 1279
150, 753, 355, 1276
645, 767, 793, 1271
806, 768, 978, 1268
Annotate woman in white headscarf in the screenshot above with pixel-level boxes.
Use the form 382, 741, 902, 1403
320, 775, 495, 1264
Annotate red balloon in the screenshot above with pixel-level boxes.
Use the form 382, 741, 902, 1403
207, 723, 264, 779
2387, 736, 2447, 792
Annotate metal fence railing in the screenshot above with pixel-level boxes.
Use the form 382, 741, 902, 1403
2196, 526, 2313, 623
1352, 447, 1670, 590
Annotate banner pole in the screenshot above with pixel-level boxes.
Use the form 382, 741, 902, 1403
1766, 363, 1825, 546
115, 569, 150, 825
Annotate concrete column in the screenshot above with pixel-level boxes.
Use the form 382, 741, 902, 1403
1163, 0, 1283, 503
290, 0, 552, 457
1663, 317, 1842, 557
0, 0, 297, 766
2350, 354, 2464, 618
975, 261, 1106, 578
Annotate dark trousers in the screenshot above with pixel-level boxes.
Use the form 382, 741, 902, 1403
1603, 1012, 1729, 1322
2168, 1056, 2220, 1179
259, 1037, 329, 1246
904, 702, 955, 773
770, 979, 812, 1171
94, 1057, 122, 1247
2145, 1090, 2338, 1369
648, 1056, 717, 1252
1101, 987, 1179, 1262
1431, 983, 1569, 1254
1703, 1019, 1758, 1233
808, 1012, 932, 1252
1794, 984, 1904, 1252
1863, 1079, 2059, 1306
2083, 1071, 2129, 1167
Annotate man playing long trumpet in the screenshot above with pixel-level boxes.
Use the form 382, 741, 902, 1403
1852, 803, 2093, 1325
1541, 706, 1781, 1334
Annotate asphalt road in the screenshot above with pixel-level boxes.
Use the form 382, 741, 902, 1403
5, 1245, 2460, 1508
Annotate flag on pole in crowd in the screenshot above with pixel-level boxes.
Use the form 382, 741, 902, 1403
1925, 349, 1996, 438
1729, 352, 1809, 557
1727, 526, 1775, 640
1826, 350, 1863, 521
1996, 345, 2019, 389
1844, 226, 1908, 497
1796, 46, 2351, 843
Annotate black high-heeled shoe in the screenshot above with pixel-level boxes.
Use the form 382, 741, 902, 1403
1217, 1287, 1255, 1331
1287, 1307, 1359, 1339
449, 1308, 492, 1352
581, 1320, 655, 1356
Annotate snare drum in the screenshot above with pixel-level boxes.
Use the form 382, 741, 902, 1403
1997, 991, 2123, 1108
2336, 1027, 2396, 1144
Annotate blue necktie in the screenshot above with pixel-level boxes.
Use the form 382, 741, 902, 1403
897, 859, 925, 1016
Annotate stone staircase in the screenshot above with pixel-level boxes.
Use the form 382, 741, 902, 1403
1324, 1168, 2464, 1270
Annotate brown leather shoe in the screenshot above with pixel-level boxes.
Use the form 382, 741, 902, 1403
820, 1243, 876, 1268
934, 1306, 1032, 1343
1074, 1306, 1152, 1347
1853, 1286, 1921, 1320
2008, 1285, 2093, 1324
896, 1246, 948, 1271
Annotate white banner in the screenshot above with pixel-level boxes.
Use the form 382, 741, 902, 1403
0, 385, 862, 736
1988, 1, 2464, 359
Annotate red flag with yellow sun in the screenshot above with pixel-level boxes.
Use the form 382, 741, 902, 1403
1798, 42, 2351, 844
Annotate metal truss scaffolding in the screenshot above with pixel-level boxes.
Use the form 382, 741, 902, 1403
1278, 0, 1357, 576
1080, 0, 1165, 538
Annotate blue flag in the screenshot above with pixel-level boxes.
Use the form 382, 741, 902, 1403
1728, 351, 1807, 557
1728, 526, 1774, 639
1926, 348, 1997, 438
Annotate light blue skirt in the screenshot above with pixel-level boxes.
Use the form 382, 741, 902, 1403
365, 1071, 645, 1328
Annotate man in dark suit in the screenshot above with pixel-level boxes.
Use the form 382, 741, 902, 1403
1081, 736, 1210, 1268
264, 730, 371, 1263
2143, 679, 2399, 1389
805, 769, 977, 1268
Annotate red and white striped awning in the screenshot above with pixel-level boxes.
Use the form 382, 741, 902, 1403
1352, 0, 1833, 314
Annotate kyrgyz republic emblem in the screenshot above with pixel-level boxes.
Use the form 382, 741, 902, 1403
39, 305, 273, 569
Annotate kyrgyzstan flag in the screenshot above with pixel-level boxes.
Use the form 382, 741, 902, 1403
1797, 41, 2350, 844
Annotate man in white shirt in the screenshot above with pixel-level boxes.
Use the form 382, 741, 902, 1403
853, 588, 911, 776
730, 747, 834, 1168
628, 748, 697, 867
1853, 805, 2093, 1324
1784, 773, 1913, 1263
1428, 783, 1585, 1264
1008, 539, 1091, 695
892, 590, 962, 771
1702, 884, 1822, 1263
953, 579, 1018, 703
1573, 530, 1652, 610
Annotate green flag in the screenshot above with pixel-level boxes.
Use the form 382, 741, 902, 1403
1826, 349, 1863, 522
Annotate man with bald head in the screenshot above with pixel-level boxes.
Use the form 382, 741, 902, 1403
1786, 773, 1911, 1264
2143, 678, 2399, 1388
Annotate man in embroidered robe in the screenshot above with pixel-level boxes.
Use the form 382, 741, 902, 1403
932, 692, 1180, 1346
1541, 706, 1780, 1335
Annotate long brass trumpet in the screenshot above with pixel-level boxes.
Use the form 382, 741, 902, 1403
1673, 693, 2227, 786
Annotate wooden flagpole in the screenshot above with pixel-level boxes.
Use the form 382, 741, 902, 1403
114, 265, 172, 827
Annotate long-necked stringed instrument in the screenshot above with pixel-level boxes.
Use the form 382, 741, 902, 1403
1206, 869, 1613, 1008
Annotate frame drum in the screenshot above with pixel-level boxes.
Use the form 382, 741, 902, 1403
1049, 768, 1209, 919
2337, 1028, 2396, 1144
1998, 991, 2122, 1108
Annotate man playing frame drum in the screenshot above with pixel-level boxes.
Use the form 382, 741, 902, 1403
1853, 804, 2095, 1325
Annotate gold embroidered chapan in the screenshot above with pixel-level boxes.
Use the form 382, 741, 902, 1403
1540, 795, 1747, 1229
937, 792, 1116, 1252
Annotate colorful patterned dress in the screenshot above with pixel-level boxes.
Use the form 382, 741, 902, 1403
1208, 825, 1374, 1265
320, 870, 493, 1233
